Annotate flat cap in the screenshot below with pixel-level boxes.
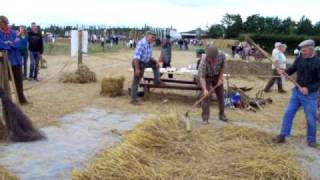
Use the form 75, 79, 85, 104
299, 39, 315, 48
146, 31, 156, 36
0, 16, 9, 25
206, 45, 218, 59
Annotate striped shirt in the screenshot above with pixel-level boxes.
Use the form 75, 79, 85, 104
133, 37, 152, 63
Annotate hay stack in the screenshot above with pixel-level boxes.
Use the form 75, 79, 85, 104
0, 166, 18, 180
60, 64, 97, 84
73, 115, 306, 180
100, 76, 125, 97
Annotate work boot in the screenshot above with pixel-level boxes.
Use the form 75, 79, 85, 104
263, 89, 271, 93
278, 89, 287, 94
130, 99, 141, 105
154, 80, 165, 85
219, 114, 228, 122
308, 142, 318, 148
201, 119, 209, 125
272, 135, 286, 143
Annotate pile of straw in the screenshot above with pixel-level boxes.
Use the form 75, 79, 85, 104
73, 115, 306, 180
0, 166, 18, 180
60, 64, 97, 84
100, 76, 125, 97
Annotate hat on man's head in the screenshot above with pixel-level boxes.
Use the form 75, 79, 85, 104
146, 31, 156, 36
299, 39, 315, 48
274, 42, 282, 48
206, 45, 218, 59
0, 16, 9, 25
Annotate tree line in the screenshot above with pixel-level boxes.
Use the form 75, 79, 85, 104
208, 13, 320, 38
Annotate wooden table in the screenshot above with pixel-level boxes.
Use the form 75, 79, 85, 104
139, 77, 201, 95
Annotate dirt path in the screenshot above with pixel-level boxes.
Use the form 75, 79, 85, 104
0, 107, 143, 180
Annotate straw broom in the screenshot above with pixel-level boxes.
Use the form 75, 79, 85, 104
0, 87, 45, 142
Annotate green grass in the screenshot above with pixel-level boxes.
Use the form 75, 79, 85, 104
43, 38, 125, 56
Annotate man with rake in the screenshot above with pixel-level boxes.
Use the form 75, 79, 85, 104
273, 39, 320, 148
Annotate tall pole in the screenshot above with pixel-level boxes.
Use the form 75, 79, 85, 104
78, 30, 83, 66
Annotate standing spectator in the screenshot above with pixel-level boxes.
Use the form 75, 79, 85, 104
0, 16, 28, 104
114, 36, 119, 45
18, 26, 28, 79
28, 22, 43, 81
100, 36, 105, 49
184, 38, 189, 50
160, 35, 173, 78
178, 39, 183, 50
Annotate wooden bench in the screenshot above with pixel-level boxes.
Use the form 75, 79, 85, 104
143, 77, 197, 85
139, 77, 201, 95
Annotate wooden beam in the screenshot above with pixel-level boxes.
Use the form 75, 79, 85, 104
139, 83, 201, 91
143, 77, 197, 85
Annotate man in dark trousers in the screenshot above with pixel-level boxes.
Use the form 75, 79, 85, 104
28, 22, 43, 81
273, 39, 320, 148
198, 45, 228, 123
160, 34, 173, 78
0, 16, 28, 105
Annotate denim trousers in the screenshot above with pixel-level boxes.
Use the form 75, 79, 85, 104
280, 88, 318, 143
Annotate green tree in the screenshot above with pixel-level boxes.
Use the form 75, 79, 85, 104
221, 13, 243, 38
278, 17, 296, 34
243, 14, 265, 33
314, 21, 320, 35
208, 24, 225, 38
264, 16, 282, 33
296, 16, 314, 35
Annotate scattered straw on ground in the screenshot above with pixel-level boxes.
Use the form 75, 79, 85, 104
72, 115, 306, 180
100, 76, 125, 97
60, 64, 97, 84
0, 166, 18, 180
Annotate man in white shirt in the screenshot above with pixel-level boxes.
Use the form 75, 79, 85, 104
264, 43, 287, 93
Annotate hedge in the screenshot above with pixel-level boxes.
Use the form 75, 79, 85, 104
239, 34, 320, 55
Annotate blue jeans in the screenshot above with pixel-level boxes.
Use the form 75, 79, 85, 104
29, 51, 40, 79
20, 49, 28, 77
280, 88, 318, 143
131, 60, 160, 101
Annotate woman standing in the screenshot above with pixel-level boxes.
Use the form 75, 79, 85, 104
18, 26, 28, 79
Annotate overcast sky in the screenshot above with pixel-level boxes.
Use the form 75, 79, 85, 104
1, 0, 319, 32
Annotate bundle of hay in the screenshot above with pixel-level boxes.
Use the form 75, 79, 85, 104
100, 76, 125, 97
40, 56, 47, 69
73, 115, 306, 180
0, 166, 18, 180
60, 64, 97, 84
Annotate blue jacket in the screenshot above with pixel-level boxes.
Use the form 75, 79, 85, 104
19, 36, 28, 50
0, 29, 23, 66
